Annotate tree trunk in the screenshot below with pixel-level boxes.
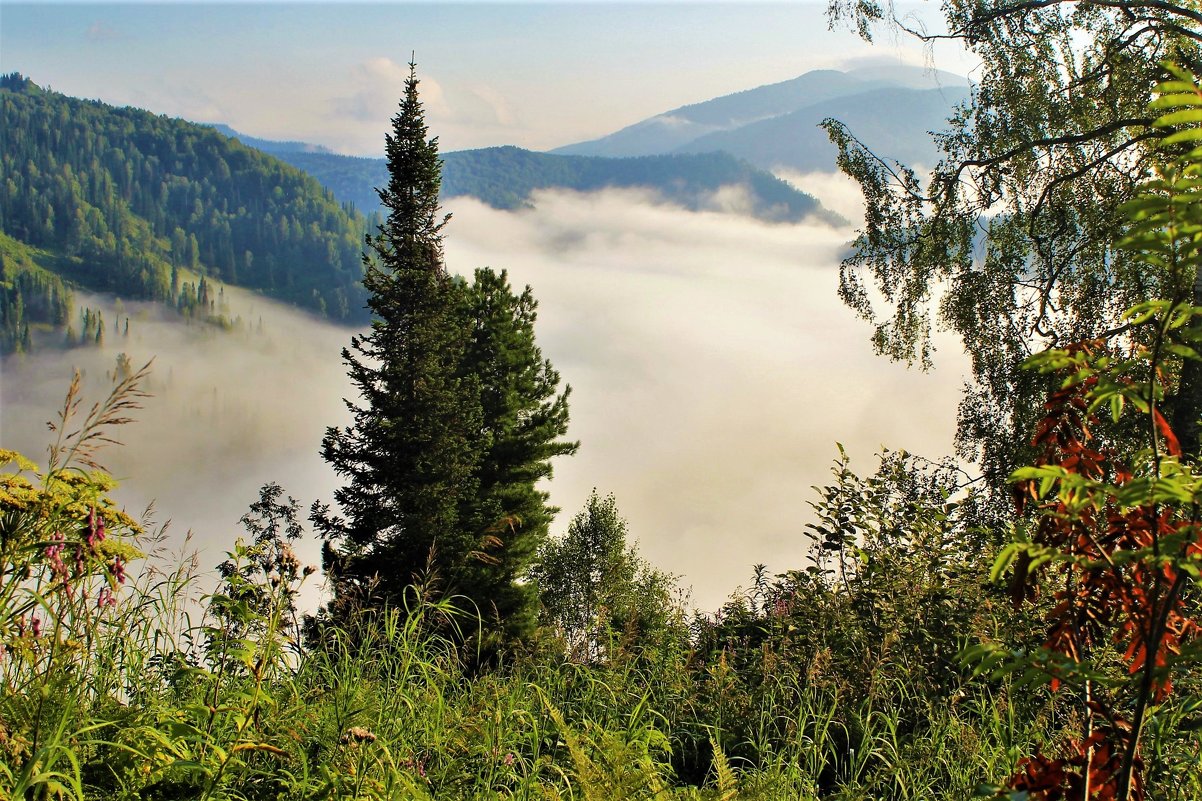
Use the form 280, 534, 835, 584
1170, 262, 1202, 459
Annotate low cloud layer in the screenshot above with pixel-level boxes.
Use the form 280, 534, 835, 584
0, 182, 966, 612
443, 187, 966, 608
1, 290, 352, 604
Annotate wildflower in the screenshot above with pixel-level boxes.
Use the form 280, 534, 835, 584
277, 544, 301, 576
30, 616, 41, 638
111, 556, 126, 585
45, 531, 65, 560
97, 588, 117, 609
399, 755, 427, 778
85, 509, 106, 551
303, 564, 318, 577
45, 531, 68, 580
340, 726, 377, 744
504, 752, 515, 767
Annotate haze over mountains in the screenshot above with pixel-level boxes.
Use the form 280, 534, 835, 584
0, 62, 970, 611
269, 147, 840, 225
0, 64, 969, 357
222, 65, 968, 222
552, 65, 970, 170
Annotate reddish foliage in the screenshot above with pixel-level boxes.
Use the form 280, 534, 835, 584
1003, 341, 1202, 800
1012, 731, 1144, 801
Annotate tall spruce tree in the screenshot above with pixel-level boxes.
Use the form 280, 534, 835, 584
315, 64, 575, 646
457, 267, 577, 640
314, 62, 483, 617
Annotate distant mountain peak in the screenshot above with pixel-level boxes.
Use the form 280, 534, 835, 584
551, 66, 969, 172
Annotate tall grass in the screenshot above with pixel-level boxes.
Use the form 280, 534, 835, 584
0, 372, 1073, 799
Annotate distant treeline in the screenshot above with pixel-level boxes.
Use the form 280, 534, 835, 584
275, 146, 838, 224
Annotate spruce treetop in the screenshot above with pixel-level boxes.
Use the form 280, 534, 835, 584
377, 61, 449, 265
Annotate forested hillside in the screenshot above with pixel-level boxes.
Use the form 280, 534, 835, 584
0, 233, 72, 353
0, 73, 370, 352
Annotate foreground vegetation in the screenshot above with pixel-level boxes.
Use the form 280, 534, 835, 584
1, 360, 1199, 799
0, 391, 1049, 800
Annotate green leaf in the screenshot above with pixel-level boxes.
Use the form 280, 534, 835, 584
1155, 109, 1202, 126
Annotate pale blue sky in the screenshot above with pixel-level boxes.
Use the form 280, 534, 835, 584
1, 3, 977, 154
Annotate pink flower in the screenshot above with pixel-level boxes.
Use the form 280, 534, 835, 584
86, 509, 106, 551
30, 616, 42, 638
45, 531, 68, 580
503, 752, 515, 767
112, 556, 126, 585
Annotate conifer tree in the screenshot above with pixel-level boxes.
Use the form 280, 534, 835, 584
456, 267, 577, 640
316, 64, 576, 648
315, 63, 482, 619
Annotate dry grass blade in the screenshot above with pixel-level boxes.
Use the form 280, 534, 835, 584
47, 359, 154, 474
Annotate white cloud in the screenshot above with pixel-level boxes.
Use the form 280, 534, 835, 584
441, 188, 967, 609
773, 168, 868, 227
1, 189, 968, 614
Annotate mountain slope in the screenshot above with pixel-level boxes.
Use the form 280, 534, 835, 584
551, 66, 969, 171
675, 85, 971, 172
552, 70, 886, 158
0, 232, 73, 353
0, 74, 370, 337
270, 146, 841, 224
441, 147, 840, 223
209, 123, 334, 156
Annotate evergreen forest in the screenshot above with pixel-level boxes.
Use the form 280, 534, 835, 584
0, 73, 371, 354
4, 4, 1202, 800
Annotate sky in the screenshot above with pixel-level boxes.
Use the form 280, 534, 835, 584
0, 2, 980, 154
0, 2, 979, 611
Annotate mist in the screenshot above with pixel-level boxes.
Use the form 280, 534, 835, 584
0, 181, 967, 612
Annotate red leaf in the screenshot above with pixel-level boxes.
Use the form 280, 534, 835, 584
1153, 408, 1182, 456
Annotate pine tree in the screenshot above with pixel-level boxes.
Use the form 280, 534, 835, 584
456, 267, 577, 640
315, 65, 576, 650
314, 62, 485, 622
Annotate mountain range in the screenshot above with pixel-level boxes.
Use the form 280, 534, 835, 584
0, 65, 968, 354
552, 65, 969, 170
0, 73, 371, 353
223, 64, 968, 222
268, 147, 840, 225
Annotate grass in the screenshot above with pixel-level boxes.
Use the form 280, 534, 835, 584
3, 369, 1194, 801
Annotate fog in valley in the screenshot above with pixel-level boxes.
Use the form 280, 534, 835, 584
0, 179, 967, 612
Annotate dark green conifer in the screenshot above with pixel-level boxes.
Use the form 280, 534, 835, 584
315, 64, 575, 649
457, 267, 577, 639
315, 62, 484, 621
